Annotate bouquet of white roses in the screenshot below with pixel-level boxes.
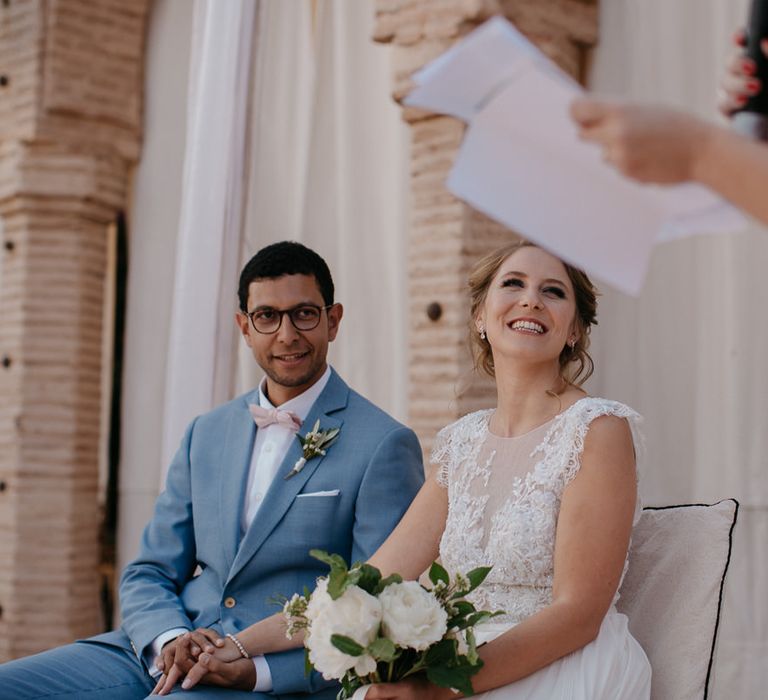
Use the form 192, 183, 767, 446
283, 550, 503, 699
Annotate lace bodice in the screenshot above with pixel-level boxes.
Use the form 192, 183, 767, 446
433, 397, 642, 626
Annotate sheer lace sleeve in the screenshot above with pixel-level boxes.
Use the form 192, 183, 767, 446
430, 424, 452, 487
560, 399, 643, 488
430, 410, 493, 488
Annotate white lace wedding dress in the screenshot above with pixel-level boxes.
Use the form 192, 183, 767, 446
433, 397, 651, 699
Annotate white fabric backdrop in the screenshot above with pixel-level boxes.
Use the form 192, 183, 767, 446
236, 0, 409, 418
159, 0, 256, 479
118, 0, 192, 576
588, 0, 767, 695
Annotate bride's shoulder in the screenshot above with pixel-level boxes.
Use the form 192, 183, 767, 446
563, 396, 642, 424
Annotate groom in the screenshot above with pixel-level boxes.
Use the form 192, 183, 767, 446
0, 241, 424, 698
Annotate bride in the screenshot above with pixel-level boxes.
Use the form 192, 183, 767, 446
157, 241, 651, 699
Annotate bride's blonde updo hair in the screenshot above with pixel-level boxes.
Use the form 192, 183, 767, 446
468, 240, 598, 387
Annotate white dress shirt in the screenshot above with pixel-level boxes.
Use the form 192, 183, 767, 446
149, 366, 332, 692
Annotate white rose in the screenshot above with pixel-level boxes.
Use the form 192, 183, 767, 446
379, 581, 448, 651
305, 578, 334, 622
306, 583, 382, 680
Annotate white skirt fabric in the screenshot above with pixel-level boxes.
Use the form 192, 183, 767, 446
352, 610, 650, 700
474, 610, 651, 700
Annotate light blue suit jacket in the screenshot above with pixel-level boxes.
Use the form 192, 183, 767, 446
98, 369, 423, 697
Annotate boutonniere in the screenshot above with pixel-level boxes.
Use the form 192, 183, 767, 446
284, 419, 340, 480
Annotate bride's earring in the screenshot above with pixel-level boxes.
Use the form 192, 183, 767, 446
479, 327, 486, 341
568, 337, 576, 350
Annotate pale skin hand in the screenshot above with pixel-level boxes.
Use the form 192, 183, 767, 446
571, 96, 768, 225
570, 28, 768, 225
570, 99, 710, 184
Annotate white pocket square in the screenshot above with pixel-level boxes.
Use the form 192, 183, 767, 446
296, 489, 340, 498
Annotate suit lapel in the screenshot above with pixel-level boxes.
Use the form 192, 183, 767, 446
218, 393, 258, 572
227, 370, 349, 583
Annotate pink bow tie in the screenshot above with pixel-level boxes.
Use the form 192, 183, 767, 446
248, 404, 302, 432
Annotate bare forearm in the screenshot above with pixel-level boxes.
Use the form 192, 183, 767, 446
693, 122, 768, 225
237, 613, 303, 656
455, 601, 603, 696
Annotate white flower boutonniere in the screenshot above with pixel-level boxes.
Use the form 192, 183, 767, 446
284, 419, 340, 480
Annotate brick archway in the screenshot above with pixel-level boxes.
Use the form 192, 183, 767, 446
0, 0, 150, 659
373, 0, 598, 455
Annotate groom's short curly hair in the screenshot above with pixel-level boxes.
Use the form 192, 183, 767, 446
238, 241, 335, 311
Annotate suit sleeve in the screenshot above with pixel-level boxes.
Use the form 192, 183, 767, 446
350, 425, 425, 563
119, 418, 199, 664
266, 424, 425, 696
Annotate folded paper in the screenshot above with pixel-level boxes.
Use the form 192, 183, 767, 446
405, 17, 746, 296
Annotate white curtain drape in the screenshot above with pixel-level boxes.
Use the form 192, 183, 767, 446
159, 0, 256, 479
118, 0, 193, 576
237, 0, 409, 419
589, 1, 766, 695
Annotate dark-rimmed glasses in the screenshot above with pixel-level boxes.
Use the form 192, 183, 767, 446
244, 304, 332, 334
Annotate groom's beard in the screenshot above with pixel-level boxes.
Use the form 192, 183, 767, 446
264, 347, 326, 391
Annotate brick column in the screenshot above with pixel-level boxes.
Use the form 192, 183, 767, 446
0, 0, 149, 659
374, 0, 598, 457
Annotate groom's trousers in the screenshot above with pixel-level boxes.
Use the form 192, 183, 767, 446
0, 635, 337, 700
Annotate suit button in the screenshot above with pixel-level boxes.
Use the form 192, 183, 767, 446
224, 597, 236, 608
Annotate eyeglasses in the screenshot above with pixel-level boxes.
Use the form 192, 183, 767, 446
244, 303, 332, 334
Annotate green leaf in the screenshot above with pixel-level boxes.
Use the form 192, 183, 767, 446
304, 647, 312, 677
331, 634, 365, 657
310, 549, 348, 572
310, 550, 350, 599
426, 666, 476, 697
451, 601, 475, 616
471, 609, 506, 626
375, 573, 403, 594
327, 566, 349, 600
465, 628, 479, 665
423, 638, 457, 667
466, 566, 492, 593
367, 637, 397, 662
318, 428, 340, 447
428, 561, 450, 586
354, 563, 383, 594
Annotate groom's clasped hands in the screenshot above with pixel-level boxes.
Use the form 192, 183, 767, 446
152, 629, 252, 695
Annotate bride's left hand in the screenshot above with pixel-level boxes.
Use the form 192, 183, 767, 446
363, 679, 448, 699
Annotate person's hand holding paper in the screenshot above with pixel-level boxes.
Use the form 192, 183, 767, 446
405, 17, 745, 296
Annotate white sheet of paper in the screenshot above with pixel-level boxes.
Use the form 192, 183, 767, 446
405, 17, 746, 296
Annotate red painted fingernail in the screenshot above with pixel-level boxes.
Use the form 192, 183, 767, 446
736, 94, 748, 105
743, 60, 756, 75
748, 79, 761, 92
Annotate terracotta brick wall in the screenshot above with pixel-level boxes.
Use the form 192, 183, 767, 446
374, 0, 598, 458
0, 0, 148, 660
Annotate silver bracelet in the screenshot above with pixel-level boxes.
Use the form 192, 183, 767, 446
226, 632, 249, 659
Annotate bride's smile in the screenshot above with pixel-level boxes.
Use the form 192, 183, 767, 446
478, 246, 579, 368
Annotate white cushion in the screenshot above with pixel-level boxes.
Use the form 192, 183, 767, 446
617, 500, 739, 700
